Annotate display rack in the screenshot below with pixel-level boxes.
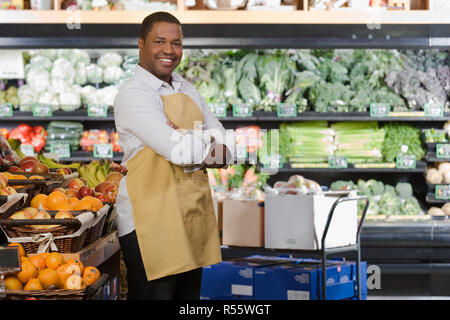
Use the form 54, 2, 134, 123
2, 11, 450, 297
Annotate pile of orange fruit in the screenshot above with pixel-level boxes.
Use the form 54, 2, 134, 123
30, 190, 103, 212
4, 243, 101, 291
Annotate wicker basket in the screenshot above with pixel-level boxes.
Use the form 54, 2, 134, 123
8, 172, 64, 194
84, 204, 110, 246
0, 208, 96, 254
0, 194, 28, 220
7, 179, 47, 207
2, 273, 110, 300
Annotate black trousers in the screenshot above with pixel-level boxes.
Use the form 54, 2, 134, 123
119, 230, 203, 300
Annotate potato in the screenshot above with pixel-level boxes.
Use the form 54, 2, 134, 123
442, 203, 450, 216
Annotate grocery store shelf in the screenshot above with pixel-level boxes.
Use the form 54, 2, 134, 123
426, 193, 447, 205
0, 10, 447, 25
425, 153, 450, 162
258, 161, 427, 173
2, 110, 115, 122
58, 150, 124, 163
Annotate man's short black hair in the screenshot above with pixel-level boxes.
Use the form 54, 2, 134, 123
140, 11, 182, 41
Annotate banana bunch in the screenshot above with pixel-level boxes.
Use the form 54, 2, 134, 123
38, 154, 81, 170
78, 160, 111, 188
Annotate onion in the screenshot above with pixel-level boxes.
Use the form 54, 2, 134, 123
428, 207, 445, 216
438, 162, 450, 175
442, 203, 450, 215
426, 168, 443, 184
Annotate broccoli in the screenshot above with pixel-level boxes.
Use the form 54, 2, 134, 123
396, 182, 413, 199
378, 192, 402, 215
358, 196, 379, 216
330, 180, 354, 191
366, 179, 385, 196
383, 185, 396, 194
356, 179, 370, 196
401, 197, 422, 215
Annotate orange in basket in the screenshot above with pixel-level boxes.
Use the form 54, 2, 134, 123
45, 252, 65, 270
17, 260, 38, 284
29, 254, 46, 271
38, 268, 60, 290
30, 194, 48, 209
46, 191, 68, 210
24, 278, 43, 291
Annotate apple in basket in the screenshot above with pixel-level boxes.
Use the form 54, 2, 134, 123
8, 166, 24, 173
9, 210, 33, 219
30, 210, 53, 229
23, 207, 39, 218
54, 211, 74, 219
0, 172, 8, 188
56, 168, 72, 176
0, 186, 17, 195
68, 178, 85, 191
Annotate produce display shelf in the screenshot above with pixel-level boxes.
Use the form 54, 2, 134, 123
58, 151, 124, 163
3, 111, 450, 123
0, 110, 115, 122
426, 193, 447, 205
217, 111, 450, 122
425, 153, 450, 162
258, 161, 427, 173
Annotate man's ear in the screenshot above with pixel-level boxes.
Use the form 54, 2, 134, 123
138, 37, 144, 51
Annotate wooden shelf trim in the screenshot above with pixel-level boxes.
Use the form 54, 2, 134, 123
0, 9, 449, 24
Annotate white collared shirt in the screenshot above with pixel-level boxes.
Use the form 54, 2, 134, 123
113, 64, 235, 237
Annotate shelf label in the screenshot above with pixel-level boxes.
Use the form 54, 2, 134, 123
208, 103, 227, 118
50, 143, 71, 159
277, 103, 297, 117
436, 185, 450, 200
236, 144, 247, 161
32, 104, 53, 117
232, 103, 253, 117
0, 247, 21, 272
436, 144, 450, 159
0, 50, 25, 79
87, 104, 108, 118
424, 102, 444, 117
0, 103, 13, 117
328, 155, 348, 169
261, 154, 283, 169
93, 143, 113, 159
396, 155, 416, 169
20, 144, 35, 157
370, 103, 390, 117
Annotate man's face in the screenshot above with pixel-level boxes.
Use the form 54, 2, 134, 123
138, 21, 183, 83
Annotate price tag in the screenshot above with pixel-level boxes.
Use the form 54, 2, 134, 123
328, 155, 348, 169
0, 50, 25, 79
424, 102, 444, 117
50, 143, 71, 159
436, 185, 450, 200
232, 103, 253, 117
436, 144, 450, 159
261, 155, 283, 169
370, 103, 390, 117
93, 143, 113, 159
87, 104, 108, 118
32, 104, 53, 117
396, 155, 416, 169
236, 144, 247, 161
209, 103, 227, 118
0, 247, 21, 272
0, 103, 13, 117
277, 103, 297, 117
20, 144, 35, 157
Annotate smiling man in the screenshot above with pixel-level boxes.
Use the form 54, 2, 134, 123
113, 12, 234, 300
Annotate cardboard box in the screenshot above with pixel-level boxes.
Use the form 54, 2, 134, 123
254, 260, 367, 300
201, 255, 366, 300
222, 199, 264, 247
27, 231, 120, 268
264, 193, 357, 250
200, 255, 294, 300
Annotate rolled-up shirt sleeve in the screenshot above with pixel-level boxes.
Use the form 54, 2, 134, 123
114, 86, 210, 166
199, 95, 235, 166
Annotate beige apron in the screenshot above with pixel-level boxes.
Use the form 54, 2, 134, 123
125, 92, 222, 281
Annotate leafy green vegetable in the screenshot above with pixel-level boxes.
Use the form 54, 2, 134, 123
395, 182, 413, 199
381, 123, 425, 162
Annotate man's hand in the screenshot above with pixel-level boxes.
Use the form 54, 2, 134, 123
167, 121, 178, 130
200, 143, 230, 170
